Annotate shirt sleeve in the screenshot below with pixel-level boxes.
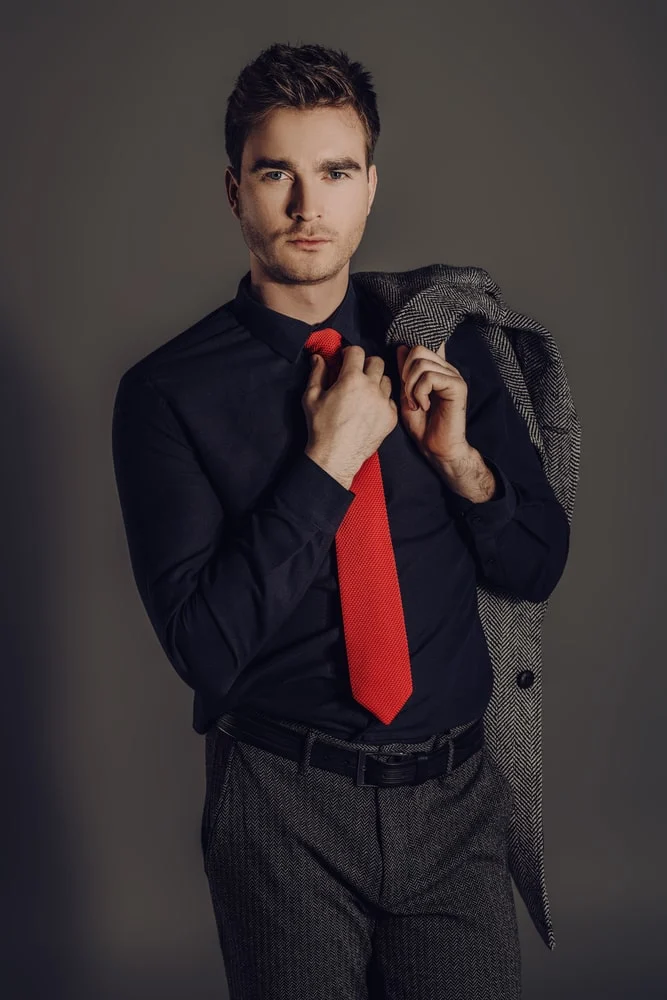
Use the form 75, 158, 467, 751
111, 372, 356, 702
445, 325, 571, 602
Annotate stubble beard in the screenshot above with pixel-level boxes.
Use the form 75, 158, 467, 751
238, 211, 363, 286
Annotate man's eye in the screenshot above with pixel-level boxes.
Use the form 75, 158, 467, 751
262, 170, 349, 181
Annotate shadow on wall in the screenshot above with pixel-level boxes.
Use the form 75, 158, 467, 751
0, 313, 97, 1000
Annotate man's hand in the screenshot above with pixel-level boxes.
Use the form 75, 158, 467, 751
396, 340, 470, 464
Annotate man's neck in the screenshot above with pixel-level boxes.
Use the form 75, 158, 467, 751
248, 268, 350, 325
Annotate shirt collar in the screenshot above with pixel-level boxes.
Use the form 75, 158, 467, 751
229, 269, 364, 363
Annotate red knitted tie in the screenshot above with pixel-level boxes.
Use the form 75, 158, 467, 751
303, 327, 413, 725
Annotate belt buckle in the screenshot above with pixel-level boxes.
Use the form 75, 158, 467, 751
355, 747, 409, 786
355, 748, 432, 786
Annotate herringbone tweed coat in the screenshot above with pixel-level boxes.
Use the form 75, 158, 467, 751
352, 263, 581, 951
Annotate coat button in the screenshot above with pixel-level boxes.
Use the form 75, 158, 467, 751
516, 670, 535, 688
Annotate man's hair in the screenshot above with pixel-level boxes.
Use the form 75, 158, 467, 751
224, 42, 381, 182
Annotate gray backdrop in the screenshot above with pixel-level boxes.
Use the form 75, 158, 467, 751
1, 1, 665, 998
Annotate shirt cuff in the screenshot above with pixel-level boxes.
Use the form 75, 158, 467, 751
449, 453, 517, 532
272, 450, 356, 533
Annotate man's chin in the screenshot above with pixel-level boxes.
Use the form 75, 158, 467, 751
273, 256, 339, 282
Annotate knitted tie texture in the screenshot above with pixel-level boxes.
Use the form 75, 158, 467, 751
303, 327, 413, 725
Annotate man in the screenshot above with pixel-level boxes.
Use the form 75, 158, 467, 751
112, 41, 574, 1000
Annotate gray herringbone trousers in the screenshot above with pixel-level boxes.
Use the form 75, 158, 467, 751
201, 711, 522, 999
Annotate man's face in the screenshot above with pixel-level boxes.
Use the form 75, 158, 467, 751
226, 104, 377, 285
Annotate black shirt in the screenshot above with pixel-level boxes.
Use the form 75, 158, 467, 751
111, 269, 570, 740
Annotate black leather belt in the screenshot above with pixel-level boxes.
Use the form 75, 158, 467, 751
215, 712, 484, 787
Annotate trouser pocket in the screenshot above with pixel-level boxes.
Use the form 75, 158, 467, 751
201, 724, 238, 873
483, 745, 515, 816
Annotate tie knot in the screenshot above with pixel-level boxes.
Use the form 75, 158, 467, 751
303, 327, 343, 363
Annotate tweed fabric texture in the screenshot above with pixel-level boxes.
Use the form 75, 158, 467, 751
348, 263, 582, 950
202, 712, 522, 999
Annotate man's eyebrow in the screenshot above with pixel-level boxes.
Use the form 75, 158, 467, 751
248, 156, 364, 175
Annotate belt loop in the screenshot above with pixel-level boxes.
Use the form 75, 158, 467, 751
355, 748, 368, 786
414, 752, 429, 783
298, 730, 317, 775
445, 737, 454, 776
